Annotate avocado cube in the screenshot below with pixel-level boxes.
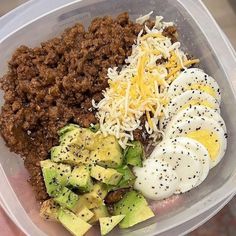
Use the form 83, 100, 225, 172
58, 123, 80, 136
90, 135, 123, 168
91, 165, 123, 186
107, 165, 136, 191
59, 129, 81, 146
68, 165, 93, 192
125, 141, 144, 167
54, 187, 79, 211
114, 190, 154, 228
76, 207, 94, 222
92, 183, 108, 200
89, 205, 109, 224
40, 199, 59, 221
99, 215, 125, 235
76, 128, 100, 150
58, 209, 91, 236
76, 191, 103, 210
59, 128, 99, 151
40, 160, 71, 197
51, 145, 91, 166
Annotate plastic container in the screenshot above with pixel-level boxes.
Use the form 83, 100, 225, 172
0, 0, 236, 235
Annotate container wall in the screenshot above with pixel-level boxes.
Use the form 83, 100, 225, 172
0, 0, 236, 235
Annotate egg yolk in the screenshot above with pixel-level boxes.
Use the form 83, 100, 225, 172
186, 129, 220, 161
186, 84, 216, 98
181, 100, 215, 111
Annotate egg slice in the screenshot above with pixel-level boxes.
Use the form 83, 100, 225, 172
150, 145, 202, 194
133, 158, 179, 200
162, 105, 226, 131
152, 137, 210, 187
160, 90, 220, 130
165, 116, 227, 168
168, 137, 210, 187
168, 68, 221, 103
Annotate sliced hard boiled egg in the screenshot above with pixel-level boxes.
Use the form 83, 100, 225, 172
133, 158, 179, 200
150, 144, 202, 194
162, 105, 226, 131
160, 90, 220, 130
168, 137, 210, 187
165, 116, 227, 168
168, 68, 221, 103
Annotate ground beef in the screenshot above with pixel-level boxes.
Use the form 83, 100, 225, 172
163, 26, 178, 43
0, 12, 143, 201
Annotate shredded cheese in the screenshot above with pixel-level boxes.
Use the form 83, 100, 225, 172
93, 13, 200, 148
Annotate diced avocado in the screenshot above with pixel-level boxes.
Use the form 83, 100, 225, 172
58, 123, 80, 136
99, 215, 125, 235
40, 199, 59, 221
89, 205, 109, 224
90, 136, 123, 168
58, 209, 91, 236
59, 129, 82, 146
76, 128, 100, 150
125, 141, 144, 167
51, 145, 91, 166
92, 183, 108, 200
40, 160, 71, 197
114, 190, 154, 228
91, 165, 123, 186
59, 128, 98, 151
76, 207, 94, 222
107, 165, 136, 191
54, 187, 79, 211
69, 166, 93, 192
76, 191, 103, 210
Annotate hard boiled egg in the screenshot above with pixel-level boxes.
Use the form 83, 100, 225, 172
162, 105, 226, 131
150, 144, 202, 194
165, 116, 227, 168
160, 90, 220, 130
133, 158, 179, 200
168, 68, 221, 103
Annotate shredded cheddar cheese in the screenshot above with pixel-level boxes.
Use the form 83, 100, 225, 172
93, 13, 199, 148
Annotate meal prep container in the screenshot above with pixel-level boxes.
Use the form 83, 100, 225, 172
1, 0, 236, 235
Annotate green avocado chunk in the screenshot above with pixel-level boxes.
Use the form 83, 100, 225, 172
58, 124, 80, 137
59, 127, 99, 151
89, 205, 109, 224
51, 145, 91, 166
54, 187, 79, 211
90, 135, 123, 168
58, 208, 91, 236
124, 141, 144, 167
76, 207, 94, 222
99, 215, 125, 235
92, 183, 108, 200
91, 165, 123, 186
40, 160, 71, 197
114, 190, 154, 228
107, 165, 136, 191
68, 165, 93, 192
76, 191, 103, 210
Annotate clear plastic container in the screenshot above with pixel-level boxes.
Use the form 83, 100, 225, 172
0, 0, 236, 235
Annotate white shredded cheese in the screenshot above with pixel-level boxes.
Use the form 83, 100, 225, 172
136, 11, 154, 24
93, 15, 199, 148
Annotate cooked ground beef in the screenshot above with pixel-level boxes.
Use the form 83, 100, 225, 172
0, 13, 143, 201
0, 12, 177, 201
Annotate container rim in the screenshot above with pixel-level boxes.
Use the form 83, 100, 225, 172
0, 0, 236, 235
